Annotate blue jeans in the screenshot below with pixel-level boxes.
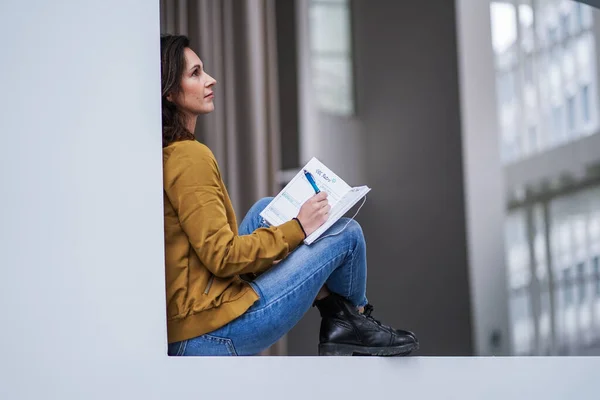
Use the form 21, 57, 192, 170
167, 197, 368, 356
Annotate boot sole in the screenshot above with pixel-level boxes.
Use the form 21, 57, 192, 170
318, 341, 419, 357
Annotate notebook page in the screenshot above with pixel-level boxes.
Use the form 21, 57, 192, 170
260, 157, 352, 226
304, 186, 371, 245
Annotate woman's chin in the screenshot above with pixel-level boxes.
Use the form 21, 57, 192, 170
199, 104, 215, 115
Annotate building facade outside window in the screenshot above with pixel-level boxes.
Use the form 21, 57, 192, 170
491, 0, 598, 164
491, 0, 600, 355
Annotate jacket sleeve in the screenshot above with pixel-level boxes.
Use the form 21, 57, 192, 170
163, 143, 305, 278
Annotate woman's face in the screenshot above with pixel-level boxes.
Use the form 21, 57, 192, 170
168, 47, 217, 116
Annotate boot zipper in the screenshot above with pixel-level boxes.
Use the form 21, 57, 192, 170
204, 275, 214, 295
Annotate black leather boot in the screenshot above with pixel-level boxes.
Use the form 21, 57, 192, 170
314, 293, 419, 356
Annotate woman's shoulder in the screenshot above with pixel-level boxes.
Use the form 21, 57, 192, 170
163, 140, 221, 188
163, 140, 215, 164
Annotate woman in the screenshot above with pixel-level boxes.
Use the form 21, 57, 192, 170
162, 34, 419, 356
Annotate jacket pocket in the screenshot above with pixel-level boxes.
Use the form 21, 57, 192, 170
203, 274, 215, 295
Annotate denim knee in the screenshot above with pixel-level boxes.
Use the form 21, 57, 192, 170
340, 218, 364, 239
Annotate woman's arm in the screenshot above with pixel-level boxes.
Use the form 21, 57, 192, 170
164, 142, 305, 278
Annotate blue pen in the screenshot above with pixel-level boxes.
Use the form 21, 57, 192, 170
303, 169, 321, 194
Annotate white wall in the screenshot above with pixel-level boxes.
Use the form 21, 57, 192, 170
0, 1, 597, 399
0, 0, 169, 396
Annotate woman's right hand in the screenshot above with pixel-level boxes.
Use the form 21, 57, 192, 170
296, 191, 331, 236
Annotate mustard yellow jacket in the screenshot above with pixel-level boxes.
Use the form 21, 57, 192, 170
163, 140, 305, 343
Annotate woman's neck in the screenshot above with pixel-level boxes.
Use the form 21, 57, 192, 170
185, 114, 197, 135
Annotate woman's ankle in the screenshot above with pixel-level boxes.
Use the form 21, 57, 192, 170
314, 291, 366, 315
315, 285, 331, 301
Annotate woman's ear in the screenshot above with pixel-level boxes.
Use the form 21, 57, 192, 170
166, 92, 174, 102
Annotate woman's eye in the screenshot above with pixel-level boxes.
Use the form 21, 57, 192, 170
192, 70, 199, 76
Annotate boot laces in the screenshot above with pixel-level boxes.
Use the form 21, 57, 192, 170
362, 304, 398, 333
362, 304, 382, 325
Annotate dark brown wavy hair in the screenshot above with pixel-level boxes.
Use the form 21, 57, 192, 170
161, 34, 195, 147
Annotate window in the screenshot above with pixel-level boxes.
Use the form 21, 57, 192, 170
594, 256, 600, 296
567, 95, 576, 131
490, 0, 599, 164
528, 126, 538, 153
564, 268, 573, 306
525, 57, 534, 84
561, 13, 570, 39
553, 105, 563, 142
548, 26, 558, 44
582, 84, 591, 123
578, 262, 586, 303
308, 0, 354, 115
504, 186, 600, 355
498, 72, 516, 105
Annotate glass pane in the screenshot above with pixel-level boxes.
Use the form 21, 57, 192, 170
539, 288, 552, 353
594, 257, 600, 296
524, 56, 534, 84
576, 34, 593, 82
505, 210, 532, 289
312, 55, 353, 115
578, 262, 586, 304
563, 44, 576, 83
576, 3, 584, 31
491, 2, 518, 56
520, 1, 535, 53
535, 1, 548, 49
552, 105, 563, 143
558, 3, 573, 40
560, 13, 569, 40
581, 84, 590, 123
534, 204, 547, 263
497, 71, 516, 105
564, 268, 573, 306
528, 126, 538, 154
309, 3, 351, 54
579, 2, 593, 30
545, 0, 559, 46
549, 47, 563, 103
510, 292, 534, 354
309, 0, 354, 115
567, 95, 576, 132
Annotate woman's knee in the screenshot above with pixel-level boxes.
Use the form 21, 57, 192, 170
333, 218, 365, 247
340, 218, 363, 238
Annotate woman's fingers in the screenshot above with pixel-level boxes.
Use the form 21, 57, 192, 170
320, 204, 331, 215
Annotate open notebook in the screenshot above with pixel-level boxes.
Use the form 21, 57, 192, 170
260, 157, 371, 245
